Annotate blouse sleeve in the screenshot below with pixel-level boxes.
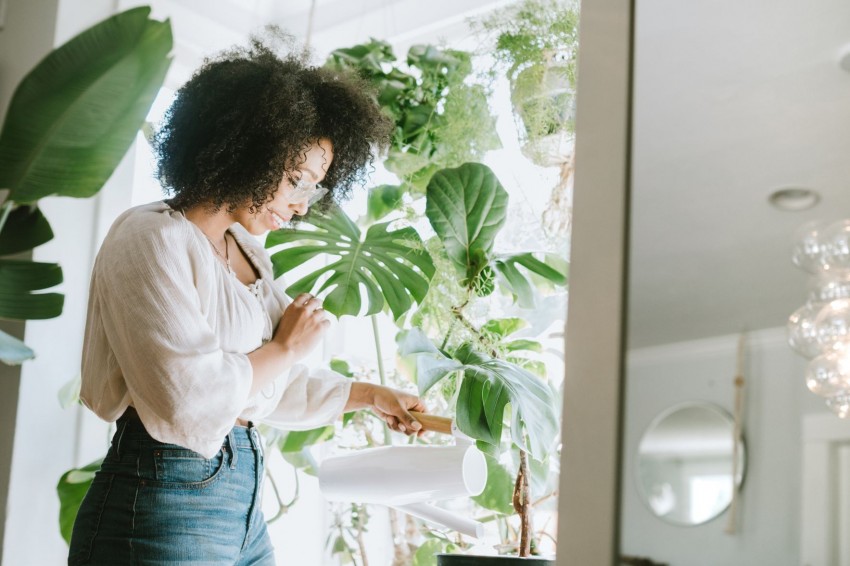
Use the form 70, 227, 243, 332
90, 219, 252, 457
260, 365, 352, 430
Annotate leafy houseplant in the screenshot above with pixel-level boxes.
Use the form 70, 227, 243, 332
268, 162, 567, 563
0, 7, 173, 365
474, 0, 579, 168
325, 39, 500, 196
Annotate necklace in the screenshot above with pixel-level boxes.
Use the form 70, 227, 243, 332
205, 232, 233, 275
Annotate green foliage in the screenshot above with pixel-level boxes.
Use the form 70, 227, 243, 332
0, 7, 172, 364
396, 328, 462, 395
266, 206, 434, 320
413, 538, 459, 566
325, 39, 499, 190
397, 331, 558, 461
474, 0, 580, 148
472, 453, 515, 514
425, 163, 508, 286
476, 0, 580, 80
0, 206, 53, 255
277, 426, 335, 453
0, 7, 173, 203
493, 252, 569, 308
57, 459, 102, 544
366, 184, 405, 224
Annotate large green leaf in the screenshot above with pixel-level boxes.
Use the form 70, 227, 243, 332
365, 184, 404, 224
453, 344, 558, 461
493, 252, 569, 308
57, 458, 102, 544
0, 329, 35, 365
0, 259, 63, 319
266, 207, 434, 320
396, 328, 462, 395
0, 7, 173, 203
0, 205, 53, 255
426, 163, 508, 286
471, 453, 515, 514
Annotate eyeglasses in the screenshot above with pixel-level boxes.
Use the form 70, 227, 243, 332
291, 177, 329, 206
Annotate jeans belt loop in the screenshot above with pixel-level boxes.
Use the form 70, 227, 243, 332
228, 429, 237, 469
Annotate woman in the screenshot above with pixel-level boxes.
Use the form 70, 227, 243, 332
68, 37, 425, 565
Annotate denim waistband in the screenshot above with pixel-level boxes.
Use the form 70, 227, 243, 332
117, 407, 260, 452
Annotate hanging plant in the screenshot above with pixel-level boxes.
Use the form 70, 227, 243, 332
474, 0, 580, 167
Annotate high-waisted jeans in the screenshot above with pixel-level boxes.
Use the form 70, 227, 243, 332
68, 410, 275, 565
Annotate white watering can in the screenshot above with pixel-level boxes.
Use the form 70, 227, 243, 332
318, 412, 488, 538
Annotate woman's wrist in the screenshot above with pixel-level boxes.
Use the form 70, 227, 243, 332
345, 382, 377, 412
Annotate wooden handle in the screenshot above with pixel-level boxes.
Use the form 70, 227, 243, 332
410, 411, 453, 435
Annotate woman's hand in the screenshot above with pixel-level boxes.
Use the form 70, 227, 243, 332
272, 293, 329, 363
346, 382, 427, 437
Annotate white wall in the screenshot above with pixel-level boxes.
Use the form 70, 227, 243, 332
620, 327, 826, 566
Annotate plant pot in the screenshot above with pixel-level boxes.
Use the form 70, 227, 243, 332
437, 554, 556, 565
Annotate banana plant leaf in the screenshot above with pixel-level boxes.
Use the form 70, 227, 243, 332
426, 163, 508, 287
0, 205, 53, 255
57, 458, 102, 544
492, 251, 569, 309
0, 259, 63, 320
0, 7, 172, 203
266, 206, 434, 320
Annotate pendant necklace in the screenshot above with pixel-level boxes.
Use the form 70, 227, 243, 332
206, 232, 233, 275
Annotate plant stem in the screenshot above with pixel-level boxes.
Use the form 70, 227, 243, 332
264, 463, 299, 523
513, 449, 532, 557
355, 506, 370, 566
370, 315, 392, 445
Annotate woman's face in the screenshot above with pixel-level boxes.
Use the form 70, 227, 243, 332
236, 138, 334, 235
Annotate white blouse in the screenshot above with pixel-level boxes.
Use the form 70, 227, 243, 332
80, 201, 351, 458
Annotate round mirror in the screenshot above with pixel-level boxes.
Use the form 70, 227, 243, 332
636, 402, 745, 526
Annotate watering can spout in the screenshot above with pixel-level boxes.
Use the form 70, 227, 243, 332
394, 502, 485, 539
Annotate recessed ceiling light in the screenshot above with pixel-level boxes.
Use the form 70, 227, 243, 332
768, 188, 821, 211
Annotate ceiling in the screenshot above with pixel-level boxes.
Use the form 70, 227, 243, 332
628, 0, 850, 348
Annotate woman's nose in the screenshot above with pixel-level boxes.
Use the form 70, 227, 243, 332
290, 199, 309, 216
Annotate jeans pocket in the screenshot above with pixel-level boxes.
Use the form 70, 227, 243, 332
151, 446, 226, 489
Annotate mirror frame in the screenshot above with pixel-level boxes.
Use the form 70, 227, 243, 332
634, 401, 746, 527
555, 0, 634, 563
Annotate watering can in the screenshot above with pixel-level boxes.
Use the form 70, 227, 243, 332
318, 412, 488, 538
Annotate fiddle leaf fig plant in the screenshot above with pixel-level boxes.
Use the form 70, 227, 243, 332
0, 6, 173, 364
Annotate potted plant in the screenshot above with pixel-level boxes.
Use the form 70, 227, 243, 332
0, 7, 172, 365
268, 162, 567, 564
474, 0, 579, 169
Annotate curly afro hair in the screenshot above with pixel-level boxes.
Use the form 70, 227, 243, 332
154, 33, 392, 214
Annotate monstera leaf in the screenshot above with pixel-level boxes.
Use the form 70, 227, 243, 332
426, 163, 508, 287
0, 7, 173, 203
266, 206, 434, 320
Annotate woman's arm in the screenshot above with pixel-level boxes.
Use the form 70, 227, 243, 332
246, 293, 327, 397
